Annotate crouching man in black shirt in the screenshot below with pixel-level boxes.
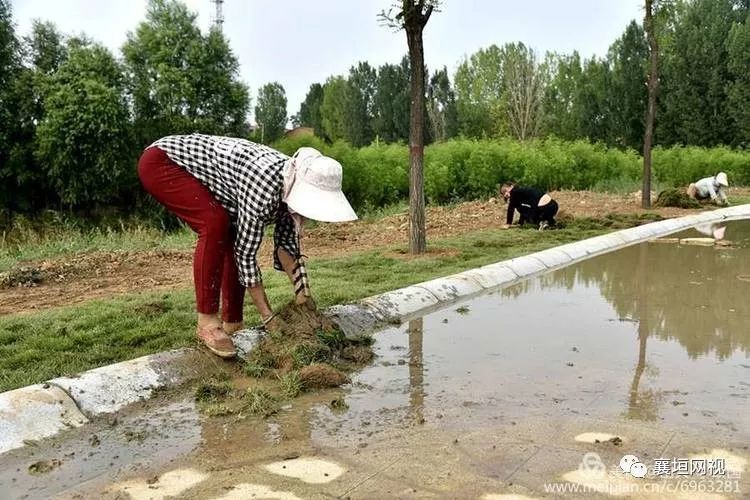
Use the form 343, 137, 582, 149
499, 182, 559, 231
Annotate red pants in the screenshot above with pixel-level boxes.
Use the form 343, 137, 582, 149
137, 147, 245, 322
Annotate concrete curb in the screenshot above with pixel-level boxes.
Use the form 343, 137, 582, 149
0, 384, 88, 453
49, 349, 196, 417
1, 205, 748, 455
1, 349, 228, 454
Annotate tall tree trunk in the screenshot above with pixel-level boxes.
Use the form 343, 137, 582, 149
406, 27, 427, 254
642, 0, 659, 209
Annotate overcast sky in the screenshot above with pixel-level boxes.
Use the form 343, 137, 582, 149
11, 0, 643, 124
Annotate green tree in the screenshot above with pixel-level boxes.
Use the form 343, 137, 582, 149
642, 1, 658, 208
0, 0, 38, 212
543, 51, 584, 139
576, 57, 614, 144
35, 42, 133, 207
254, 82, 287, 143
609, 20, 649, 151
0, 0, 18, 198
0, 0, 16, 97
726, 12, 750, 146
122, 0, 249, 145
344, 61, 377, 146
198, 28, 250, 134
23, 21, 69, 132
2, 67, 40, 211
502, 42, 547, 141
426, 66, 458, 141
25, 20, 67, 75
455, 42, 548, 140
658, 0, 738, 146
320, 76, 349, 141
4, 21, 70, 211
296, 83, 324, 133
372, 57, 410, 142
454, 44, 506, 137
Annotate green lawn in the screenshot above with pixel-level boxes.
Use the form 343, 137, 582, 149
0, 215, 655, 392
731, 194, 750, 206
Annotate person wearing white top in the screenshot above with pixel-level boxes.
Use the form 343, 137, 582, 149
686, 172, 729, 206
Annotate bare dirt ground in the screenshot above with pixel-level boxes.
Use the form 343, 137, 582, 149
0, 190, 742, 316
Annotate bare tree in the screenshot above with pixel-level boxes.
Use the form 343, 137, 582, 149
380, 1, 439, 254
503, 43, 547, 141
427, 97, 445, 141
642, 0, 659, 209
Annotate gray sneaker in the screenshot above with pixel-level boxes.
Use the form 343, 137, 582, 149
538, 221, 549, 231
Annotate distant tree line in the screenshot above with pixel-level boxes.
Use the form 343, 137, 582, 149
0, 0, 251, 214
295, 0, 750, 151
1, 0, 749, 218
292, 58, 456, 147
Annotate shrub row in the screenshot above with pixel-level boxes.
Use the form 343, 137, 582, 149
651, 145, 750, 187
274, 136, 750, 209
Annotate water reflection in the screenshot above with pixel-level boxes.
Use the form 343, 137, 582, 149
408, 319, 425, 423
314, 222, 750, 435
504, 221, 750, 360
627, 243, 661, 421
695, 222, 726, 240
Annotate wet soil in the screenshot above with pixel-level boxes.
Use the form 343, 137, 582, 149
3, 189, 742, 315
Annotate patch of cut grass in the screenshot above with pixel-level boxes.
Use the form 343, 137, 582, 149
277, 371, 303, 399
655, 189, 701, 208
298, 363, 349, 389
291, 342, 331, 368
316, 328, 348, 349
201, 403, 234, 417
194, 379, 233, 402
241, 388, 278, 417
243, 361, 268, 378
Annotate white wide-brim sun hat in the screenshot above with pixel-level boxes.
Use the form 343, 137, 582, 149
283, 148, 358, 222
716, 172, 728, 187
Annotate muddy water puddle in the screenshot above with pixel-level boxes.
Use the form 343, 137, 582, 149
2, 220, 749, 499
318, 220, 750, 439
0, 397, 202, 499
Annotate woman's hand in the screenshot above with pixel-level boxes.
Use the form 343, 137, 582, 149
264, 314, 286, 335
296, 294, 317, 311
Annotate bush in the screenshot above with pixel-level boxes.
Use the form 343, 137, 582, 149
270, 137, 748, 212
9, 135, 746, 224
653, 145, 750, 187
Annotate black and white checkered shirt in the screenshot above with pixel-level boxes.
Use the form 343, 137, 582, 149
149, 134, 305, 288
